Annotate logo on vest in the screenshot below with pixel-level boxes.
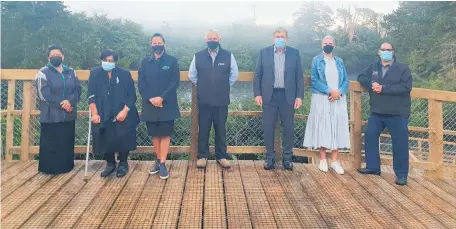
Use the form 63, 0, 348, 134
217, 63, 225, 66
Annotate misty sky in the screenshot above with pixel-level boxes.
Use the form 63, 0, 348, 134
64, 1, 400, 27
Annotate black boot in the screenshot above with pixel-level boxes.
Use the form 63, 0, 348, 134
116, 161, 129, 177
101, 162, 116, 177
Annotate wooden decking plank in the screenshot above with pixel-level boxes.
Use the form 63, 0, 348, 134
275, 169, 328, 228
442, 178, 456, 188
1, 161, 34, 184
294, 164, 354, 228
177, 161, 204, 229
151, 160, 188, 229
331, 169, 405, 229
345, 169, 427, 229
72, 161, 138, 229
20, 161, 103, 229
423, 176, 456, 197
222, 160, 253, 229
238, 160, 278, 229
1, 162, 39, 200
381, 173, 456, 227
304, 165, 383, 228
1, 161, 84, 229
409, 175, 456, 211
1, 160, 19, 172
254, 161, 302, 229
126, 161, 173, 229
203, 160, 227, 229
100, 161, 151, 229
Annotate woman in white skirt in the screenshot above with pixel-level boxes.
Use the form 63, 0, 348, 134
303, 36, 350, 174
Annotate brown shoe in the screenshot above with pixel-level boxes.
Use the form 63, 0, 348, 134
217, 159, 231, 169
196, 158, 207, 168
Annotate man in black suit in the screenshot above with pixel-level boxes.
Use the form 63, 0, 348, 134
357, 42, 412, 186
253, 27, 304, 170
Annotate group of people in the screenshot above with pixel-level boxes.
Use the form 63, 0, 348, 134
34, 27, 412, 186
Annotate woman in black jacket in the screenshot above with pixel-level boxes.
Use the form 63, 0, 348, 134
34, 44, 81, 175
138, 33, 180, 179
88, 50, 140, 177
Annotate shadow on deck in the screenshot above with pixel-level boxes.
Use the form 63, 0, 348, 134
1, 160, 456, 229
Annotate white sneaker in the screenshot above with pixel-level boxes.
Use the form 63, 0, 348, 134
331, 161, 345, 175
319, 159, 328, 172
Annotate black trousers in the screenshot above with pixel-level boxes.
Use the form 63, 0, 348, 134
262, 89, 294, 162
198, 105, 228, 160
105, 152, 129, 164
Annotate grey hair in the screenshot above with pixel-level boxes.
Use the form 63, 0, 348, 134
205, 29, 221, 39
322, 35, 335, 44
273, 27, 288, 37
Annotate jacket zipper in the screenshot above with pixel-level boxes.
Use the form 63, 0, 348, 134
62, 73, 66, 121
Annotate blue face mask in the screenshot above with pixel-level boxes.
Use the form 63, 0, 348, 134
274, 38, 286, 49
380, 51, 393, 62
102, 61, 115, 71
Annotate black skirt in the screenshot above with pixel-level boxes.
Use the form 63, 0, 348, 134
146, 120, 174, 137
39, 121, 75, 174
92, 120, 137, 155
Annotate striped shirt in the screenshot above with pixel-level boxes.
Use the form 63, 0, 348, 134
273, 45, 286, 88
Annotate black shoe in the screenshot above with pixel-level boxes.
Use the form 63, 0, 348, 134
116, 162, 129, 177
395, 177, 407, 186
357, 168, 381, 175
283, 160, 293, 170
264, 159, 275, 170
101, 162, 116, 177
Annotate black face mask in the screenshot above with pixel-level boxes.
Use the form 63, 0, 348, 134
49, 56, 63, 67
323, 45, 334, 54
207, 41, 219, 50
151, 45, 164, 54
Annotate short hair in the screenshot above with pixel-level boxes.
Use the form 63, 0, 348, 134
273, 27, 288, 37
46, 44, 64, 57
151, 33, 166, 43
100, 49, 119, 62
322, 35, 335, 44
205, 29, 221, 39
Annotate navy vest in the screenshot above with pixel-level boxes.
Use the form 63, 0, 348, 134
195, 47, 232, 106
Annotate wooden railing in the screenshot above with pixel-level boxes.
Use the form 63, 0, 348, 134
1, 69, 456, 179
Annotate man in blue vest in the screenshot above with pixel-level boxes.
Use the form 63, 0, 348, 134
253, 27, 304, 170
188, 29, 239, 169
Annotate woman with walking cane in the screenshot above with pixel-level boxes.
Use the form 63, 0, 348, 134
138, 33, 181, 180
87, 49, 140, 177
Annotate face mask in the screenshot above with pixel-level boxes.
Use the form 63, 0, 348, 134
323, 45, 334, 54
101, 61, 115, 71
274, 38, 286, 49
151, 45, 164, 54
380, 51, 393, 62
207, 41, 219, 50
49, 56, 63, 67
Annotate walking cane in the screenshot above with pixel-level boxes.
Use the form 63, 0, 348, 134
84, 109, 92, 181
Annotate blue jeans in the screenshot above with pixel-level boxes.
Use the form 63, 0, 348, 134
365, 113, 409, 178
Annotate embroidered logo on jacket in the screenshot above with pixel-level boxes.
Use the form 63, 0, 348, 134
162, 66, 170, 70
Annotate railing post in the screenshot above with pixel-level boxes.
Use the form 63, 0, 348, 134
425, 99, 444, 178
5, 80, 16, 161
20, 82, 33, 161
350, 90, 362, 169
190, 85, 198, 161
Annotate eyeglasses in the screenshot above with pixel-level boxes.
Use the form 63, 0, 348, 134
380, 49, 393, 51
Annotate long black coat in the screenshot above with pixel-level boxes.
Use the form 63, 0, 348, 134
87, 66, 140, 154
138, 53, 181, 122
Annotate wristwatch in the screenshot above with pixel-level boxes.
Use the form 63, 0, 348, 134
125, 106, 130, 111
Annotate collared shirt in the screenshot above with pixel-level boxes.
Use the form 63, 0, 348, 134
273, 45, 286, 88
188, 48, 239, 86
381, 58, 394, 78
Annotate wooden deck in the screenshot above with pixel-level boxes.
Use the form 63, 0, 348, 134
2, 160, 456, 229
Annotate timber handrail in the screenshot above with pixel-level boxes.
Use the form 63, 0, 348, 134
2, 69, 456, 179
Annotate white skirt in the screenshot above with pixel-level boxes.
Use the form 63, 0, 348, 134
303, 93, 351, 150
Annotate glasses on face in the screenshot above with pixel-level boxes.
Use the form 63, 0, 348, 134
380, 49, 393, 51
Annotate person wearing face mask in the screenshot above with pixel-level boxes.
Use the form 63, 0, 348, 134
34, 44, 81, 174
303, 36, 350, 175
87, 49, 139, 177
253, 27, 304, 170
188, 29, 239, 169
357, 43, 413, 186
139, 33, 181, 179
